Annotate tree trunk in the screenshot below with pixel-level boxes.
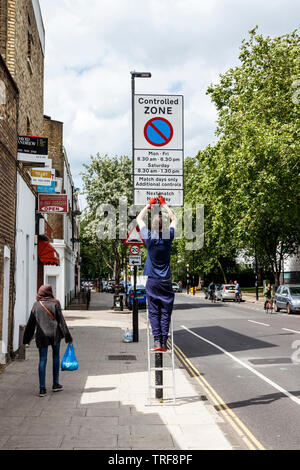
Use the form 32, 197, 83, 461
217, 259, 227, 284
113, 242, 121, 284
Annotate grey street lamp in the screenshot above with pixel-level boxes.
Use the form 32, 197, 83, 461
130, 70, 151, 343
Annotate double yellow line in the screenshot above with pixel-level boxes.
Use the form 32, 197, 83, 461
168, 340, 265, 450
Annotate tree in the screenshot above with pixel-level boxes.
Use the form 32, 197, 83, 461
80, 154, 133, 283
186, 28, 300, 285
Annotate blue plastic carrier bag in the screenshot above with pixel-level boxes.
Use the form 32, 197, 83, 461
61, 344, 78, 371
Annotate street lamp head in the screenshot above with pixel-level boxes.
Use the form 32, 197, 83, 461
130, 71, 152, 78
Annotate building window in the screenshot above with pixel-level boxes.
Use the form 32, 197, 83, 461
27, 117, 31, 135
27, 15, 33, 73
0, 80, 6, 105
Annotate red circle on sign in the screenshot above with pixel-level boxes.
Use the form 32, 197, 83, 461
130, 245, 140, 255
144, 117, 174, 147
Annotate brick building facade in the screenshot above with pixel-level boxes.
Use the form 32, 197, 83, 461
0, 0, 45, 361
43, 116, 81, 308
0, 55, 18, 364
0, 0, 44, 135
43, 117, 65, 240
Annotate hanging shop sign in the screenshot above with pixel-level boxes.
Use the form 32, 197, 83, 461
17, 135, 48, 163
38, 194, 68, 214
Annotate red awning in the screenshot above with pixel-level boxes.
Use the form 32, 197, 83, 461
38, 241, 60, 266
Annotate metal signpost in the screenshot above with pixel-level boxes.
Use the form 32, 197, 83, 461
123, 226, 145, 343
131, 73, 183, 403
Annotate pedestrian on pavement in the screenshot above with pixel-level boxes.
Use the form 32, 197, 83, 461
208, 281, 216, 301
137, 194, 177, 352
234, 280, 241, 303
263, 283, 272, 310
86, 288, 91, 310
23, 284, 73, 397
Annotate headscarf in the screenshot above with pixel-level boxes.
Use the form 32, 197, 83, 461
36, 284, 59, 303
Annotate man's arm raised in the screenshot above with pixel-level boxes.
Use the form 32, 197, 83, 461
136, 197, 157, 230
158, 195, 177, 230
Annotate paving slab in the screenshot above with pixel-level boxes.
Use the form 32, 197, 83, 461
0, 292, 235, 450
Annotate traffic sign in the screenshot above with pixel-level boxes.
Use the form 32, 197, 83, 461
130, 245, 140, 255
144, 118, 174, 147
133, 94, 184, 207
123, 225, 145, 245
129, 255, 142, 266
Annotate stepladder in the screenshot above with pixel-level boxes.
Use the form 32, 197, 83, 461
146, 309, 176, 405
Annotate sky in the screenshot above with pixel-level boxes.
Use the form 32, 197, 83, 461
39, 0, 300, 209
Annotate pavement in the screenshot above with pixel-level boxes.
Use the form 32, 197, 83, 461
0, 292, 236, 451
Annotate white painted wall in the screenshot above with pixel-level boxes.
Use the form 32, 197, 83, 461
44, 240, 65, 308
284, 251, 300, 272
14, 174, 37, 352
44, 241, 77, 309
31, 0, 45, 55
1, 246, 11, 363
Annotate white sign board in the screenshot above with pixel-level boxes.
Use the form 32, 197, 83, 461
129, 255, 142, 266
133, 94, 184, 206
31, 168, 52, 186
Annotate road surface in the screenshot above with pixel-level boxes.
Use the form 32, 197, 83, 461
171, 293, 300, 450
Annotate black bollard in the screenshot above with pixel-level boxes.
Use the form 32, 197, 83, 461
155, 352, 163, 399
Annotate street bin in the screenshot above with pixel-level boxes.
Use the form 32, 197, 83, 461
113, 294, 123, 311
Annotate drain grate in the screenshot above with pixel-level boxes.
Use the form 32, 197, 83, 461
107, 355, 137, 361
249, 358, 292, 365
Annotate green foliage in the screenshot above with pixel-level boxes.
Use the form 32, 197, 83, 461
185, 28, 300, 285
80, 154, 133, 282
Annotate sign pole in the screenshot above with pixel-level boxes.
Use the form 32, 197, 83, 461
132, 265, 139, 342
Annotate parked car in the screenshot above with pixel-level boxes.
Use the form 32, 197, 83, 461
274, 284, 300, 314
126, 286, 147, 310
217, 284, 242, 302
172, 282, 180, 292
215, 285, 223, 301
106, 280, 115, 293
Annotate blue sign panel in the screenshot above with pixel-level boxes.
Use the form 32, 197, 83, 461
37, 181, 55, 193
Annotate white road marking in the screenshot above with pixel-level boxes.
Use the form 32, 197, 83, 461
248, 320, 270, 327
282, 328, 300, 334
181, 324, 300, 406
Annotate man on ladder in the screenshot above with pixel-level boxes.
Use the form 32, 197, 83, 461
137, 194, 177, 352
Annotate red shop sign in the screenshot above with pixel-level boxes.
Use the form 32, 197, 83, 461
38, 194, 68, 214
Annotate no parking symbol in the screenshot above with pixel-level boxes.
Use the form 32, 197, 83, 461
144, 117, 174, 147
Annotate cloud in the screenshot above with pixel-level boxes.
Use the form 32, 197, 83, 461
39, 0, 300, 200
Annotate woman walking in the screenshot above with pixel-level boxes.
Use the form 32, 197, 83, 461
23, 285, 73, 397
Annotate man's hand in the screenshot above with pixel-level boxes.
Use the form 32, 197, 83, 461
148, 197, 157, 206
157, 194, 166, 205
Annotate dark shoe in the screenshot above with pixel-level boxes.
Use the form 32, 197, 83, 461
151, 340, 162, 351
39, 388, 47, 397
52, 383, 63, 392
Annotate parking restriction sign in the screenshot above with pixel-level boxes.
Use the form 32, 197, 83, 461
133, 94, 184, 207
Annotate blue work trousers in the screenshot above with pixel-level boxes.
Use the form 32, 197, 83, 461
38, 344, 60, 389
146, 278, 174, 344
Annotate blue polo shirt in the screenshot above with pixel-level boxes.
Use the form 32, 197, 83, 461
140, 226, 175, 280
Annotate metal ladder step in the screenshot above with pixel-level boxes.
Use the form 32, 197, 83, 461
150, 367, 173, 371
150, 350, 172, 354
150, 385, 173, 389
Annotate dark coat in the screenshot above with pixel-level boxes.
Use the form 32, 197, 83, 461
23, 300, 73, 348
